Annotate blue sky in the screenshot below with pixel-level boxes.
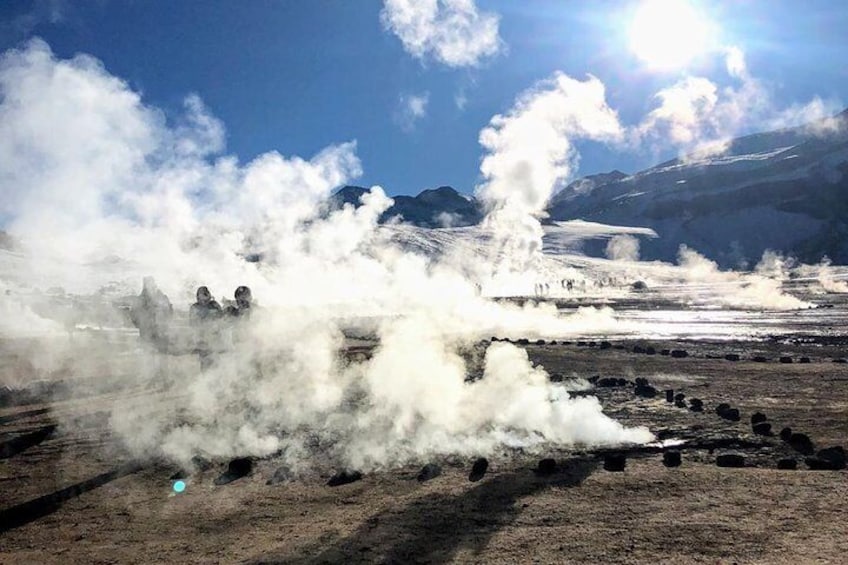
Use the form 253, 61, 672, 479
2, 0, 847, 197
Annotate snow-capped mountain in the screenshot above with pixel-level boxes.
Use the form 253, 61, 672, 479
548, 110, 848, 267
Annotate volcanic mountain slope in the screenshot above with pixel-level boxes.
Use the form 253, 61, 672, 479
548, 110, 848, 267
330, 185, 482, 228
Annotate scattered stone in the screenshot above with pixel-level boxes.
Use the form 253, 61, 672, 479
751, 412, 767, 425
779, 427, 793, 442
633, 345, 646, 354
805, 456, 845, 471
417, 463, 442, 482
674, 393, 686, 402
635, 377, 649, 386
599, 341, 612, 350
535, 339, 546, 346
665, 389, 674, 403
328, 470, 363, 487
214, 457, 253, 485
588, 375, 600, 384
777, 458, 797, 470
674, 399, 687, 409
671, 349, 689, 358
717, 406, 740, 421
724, 353, 740, 362
799, 357, 811, 364
549, 373, 564, 383
603, 453, 626, 472
645, 346, 656, 355
613, 345, 625, 350
689, 398, 703, 412
788, 433, 815, 455
469, 457, 489, 482
562, 341, 573, 346
536, 458, 557, 476
632, 281, 648, 291
716, 454, 745, 468
267, 465, 295, 485
516, 338, 530, 346
617, 378, 628, 386
779, 356, 793, 364
588, 341, 597, 347
660, 349, 670, 356
663, 451, 682, 468
597, 377, 623, 388
752, 422, 772, 436
634, 383, 658, 398
715, 403, 731, 415
753, 356, 769, 363
833, 358, 847, 364
814, 446, 846, 470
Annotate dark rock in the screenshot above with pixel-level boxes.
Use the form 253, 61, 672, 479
779, 356, 793, 364
588, 341, 597, 347
599, 341, 612, 350
674, 393, 686, 402
267, 465, 294, 485
549, 373, 564, 383
576, 341, 586, 347
670, 350, 688, 358
634, 384, 658, 398
832, 358, 847, 364
214, 457, 253, 485
614, 345, 625, 350
603, 453, 626, 472
536, 458, 557, 476
779, 427, 793, 442
617, 378, 627, 386
689, 398, 703, 412
724, 353, 740, 362
751, 412, 767, 425
752, 422, 772, 436
805, 457, 845, 471
469, 457, 489, 482
753, 356, 769, 363
799, 357, 811, 364
633, 345, 646, 354
788, 433, 815, 455
665, 389, 674, 403
631, 281, 648, 291
328, 470, 363, 487
715, 403, 731, 415
662, 451, 682, 468
777, 458, 797, 470
588, 375, 600, 384
674, 399, 687, 409
635, 377, 649, 386
597, 377, 622, 388
516, 338, 530, 346
718, 407, 740, 421
660, 349, 670, 356
716, 454, 745, 468
535, 339, 546, 346
417, 463, 442, 482
645, 346, 656, 355
815, 446, 846, 469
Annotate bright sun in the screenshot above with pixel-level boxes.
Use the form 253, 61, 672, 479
628, 0, 715, 71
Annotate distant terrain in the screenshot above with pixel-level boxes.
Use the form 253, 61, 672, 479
338, 110, 848, 267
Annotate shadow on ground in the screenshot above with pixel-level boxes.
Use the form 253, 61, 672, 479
248, 458, 598, 564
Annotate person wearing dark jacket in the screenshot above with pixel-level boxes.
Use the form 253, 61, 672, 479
190, 286, 223, 370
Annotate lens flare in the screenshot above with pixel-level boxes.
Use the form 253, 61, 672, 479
628, 0, 716, 71
172, 480, 186, 493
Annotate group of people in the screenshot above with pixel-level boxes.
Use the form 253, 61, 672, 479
129, 277, 254, 370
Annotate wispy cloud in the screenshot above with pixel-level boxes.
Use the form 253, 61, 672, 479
0, 0, 67, 42
395, 91, 430, 131
380, 0, 503, 68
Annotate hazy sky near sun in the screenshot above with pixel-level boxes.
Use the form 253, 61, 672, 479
1, 0, 847, 196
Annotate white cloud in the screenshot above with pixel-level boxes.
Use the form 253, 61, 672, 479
380, 0, 502, 67
395, 91, 429, 131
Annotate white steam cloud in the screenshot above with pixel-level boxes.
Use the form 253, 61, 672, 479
380, 0, 502, 67
606, 235, 640, 262
0, 40, 652, 471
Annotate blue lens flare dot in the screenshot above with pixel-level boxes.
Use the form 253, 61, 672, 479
173, 480, 187, 494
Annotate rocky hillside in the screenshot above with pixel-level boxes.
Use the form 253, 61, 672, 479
548, 110, 848, 267
330, 185, 483, 228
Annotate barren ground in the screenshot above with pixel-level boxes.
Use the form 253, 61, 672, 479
1, 335, 846, 564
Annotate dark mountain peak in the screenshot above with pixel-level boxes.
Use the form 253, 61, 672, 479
416, 186, 467, 204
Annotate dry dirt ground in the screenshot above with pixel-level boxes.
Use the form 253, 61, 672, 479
1, 337, 846, 564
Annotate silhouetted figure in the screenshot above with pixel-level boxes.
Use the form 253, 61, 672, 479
190, 286, 223, 370
129, 277, 173, 352
226, 285, 253, 319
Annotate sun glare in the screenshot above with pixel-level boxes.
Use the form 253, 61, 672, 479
628, 0, 715, 71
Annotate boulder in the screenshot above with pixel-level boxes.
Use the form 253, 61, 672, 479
670, 350, 689, 358
469, 457, 489, 482
716, 454, 745, 468
815, 446, 846, 470
600, 341, 612, 350
660, 349, 671, 356
788, 433, 815, 455
635, 384, 658, 398
267, 465, 294, 485
777, 458, 797, 470
724, 354, 740, 362
779, 356, 793, 364
752, 422, 772, 436
663, 451, 682, 468
799, 357, 811, 364
645, 346, 656, 355
751, 412, 767, 425
328, 470, 363, 487
633, 345, 646, 354
417, 463, 442, 482
665, 389, 675, 403
779, 427, 793, 442
805, 457, 845, 471
832, 358, 847, 364
718, 407, 741, 421
674, 393, 686, 402
715, 403, 731, 416
753, 356, 769, 363
214, 457, 253, 485
674, 399, 688, 409
535, 339, 546, 346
